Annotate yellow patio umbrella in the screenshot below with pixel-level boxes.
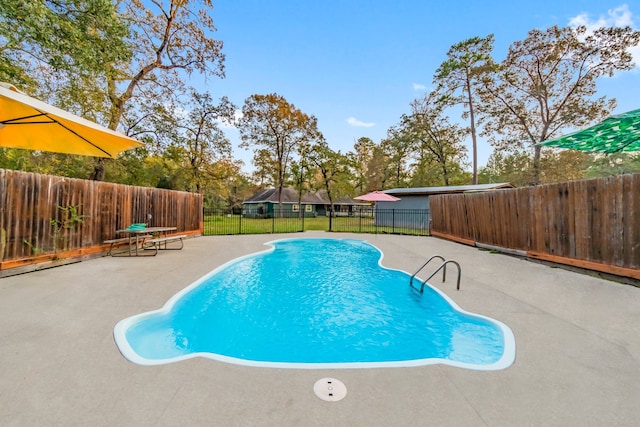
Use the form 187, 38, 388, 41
0, 82, 142, 158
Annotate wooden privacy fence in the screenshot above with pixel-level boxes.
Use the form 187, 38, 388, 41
0, 169, 202, 271
430, 174, 640, 280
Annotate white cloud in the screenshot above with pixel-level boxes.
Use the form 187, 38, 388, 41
346, 117, 375, 127
216, 109, 243, 129
168, 103, 188, 120
569, 4, 639, 68
412, 83, 428, 91
569, 4, 633, 29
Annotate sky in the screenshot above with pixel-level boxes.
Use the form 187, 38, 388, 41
199, 0, 640, 173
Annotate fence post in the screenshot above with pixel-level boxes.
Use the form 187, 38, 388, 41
392, 209, 395, 234
329, 208, 333, 231
272, 210, 275, 233
239, 211, 242, 234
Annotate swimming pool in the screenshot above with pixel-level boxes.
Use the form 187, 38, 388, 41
114, 238, 515, 370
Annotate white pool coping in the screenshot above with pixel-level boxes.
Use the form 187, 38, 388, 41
113, 237, 516, 371
6, 232, 640, 426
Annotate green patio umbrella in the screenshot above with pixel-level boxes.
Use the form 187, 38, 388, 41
538, 109, 640, 153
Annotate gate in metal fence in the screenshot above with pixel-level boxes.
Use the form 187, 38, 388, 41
203, 208, 429, 236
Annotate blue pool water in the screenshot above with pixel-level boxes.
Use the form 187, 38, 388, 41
114, 238, 515, 370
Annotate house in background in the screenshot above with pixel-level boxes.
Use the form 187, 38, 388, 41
375, 183, 514, 228
242, 188, 324, 218
328, 195, 371, 216
242, 188, 369, 218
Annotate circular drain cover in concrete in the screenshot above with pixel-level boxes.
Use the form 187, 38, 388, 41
313, 378, 347, 402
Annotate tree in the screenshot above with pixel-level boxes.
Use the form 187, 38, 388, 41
351, 137, 375, 194
238, 93, 321, 209
407, 92, 468, 186
380, 125, 414, 188
0, 0, 131, 178
289, 140, 315, 217
538, 150, 590, 183
435, 35, 495, 185
0, 0, 130, 88
308, 141, 349, 214
478, 25, 640, 185
202, 158, 249, 210
92, 0, 226, 180
251, 149, 278, 187
0, 0, 227, 183
479, 149, 590, 186
584, 152, 640, 178
364, 145, 391, 192
478, 150, 533, 187
169, 91, 235, 192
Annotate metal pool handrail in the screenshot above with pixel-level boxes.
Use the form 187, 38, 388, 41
410, 255, 461, 293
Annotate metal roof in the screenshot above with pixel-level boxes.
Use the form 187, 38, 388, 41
383, 183, 514, 196
243, 188, 326, 204
243, 188, 368, 205
333, 196, 370, 206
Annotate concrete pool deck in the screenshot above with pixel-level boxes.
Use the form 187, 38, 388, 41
1, 232, 639, 426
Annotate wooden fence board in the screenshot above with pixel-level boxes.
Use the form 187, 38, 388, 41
0, 169, 202, 265
589, 178, 603, 262
0, 170, 5, 260
566, 181, 576, 258
622, 174, 640, 268
429, 174, 640, 275
530, 186, 547, 254
572, 180, 590, 261
608, 176, 624, 266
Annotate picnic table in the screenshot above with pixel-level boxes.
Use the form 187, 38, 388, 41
112, 226, 182, 256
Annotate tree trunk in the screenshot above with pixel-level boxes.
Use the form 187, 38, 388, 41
442, 165, 450, 186
91, 92, 125, 181
90, 158, 106, 181
277, 184, 284, 218
466, 80, 478, 185
531, 145, 542, 185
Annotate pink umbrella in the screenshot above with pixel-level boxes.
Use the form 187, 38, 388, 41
354, 191, 401, 202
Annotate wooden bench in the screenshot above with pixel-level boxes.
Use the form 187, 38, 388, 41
104, 235, 151, 256
142, 235, 186, 255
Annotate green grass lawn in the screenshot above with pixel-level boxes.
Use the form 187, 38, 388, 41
203, 214, 428, 236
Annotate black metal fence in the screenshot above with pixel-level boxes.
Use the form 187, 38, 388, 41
203, 208, 430, 236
